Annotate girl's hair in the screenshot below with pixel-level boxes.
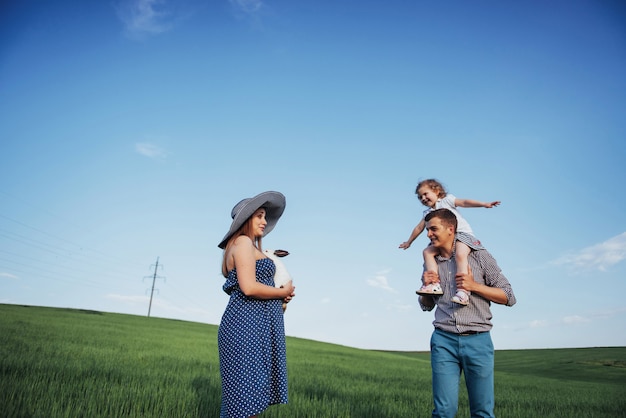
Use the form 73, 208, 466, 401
416, 178, 447, 199
221, 212, 263, 277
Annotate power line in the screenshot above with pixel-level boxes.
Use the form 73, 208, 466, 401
0, 213, 146, 270
0, 192, 210, 319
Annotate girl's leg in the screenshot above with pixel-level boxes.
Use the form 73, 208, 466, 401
455, 241, 470, 275
423, 245, 439, 284
417, 245, 443, 294
452, 242, 471, 305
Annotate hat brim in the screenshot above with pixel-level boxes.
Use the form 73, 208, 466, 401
218, 191, 286, 249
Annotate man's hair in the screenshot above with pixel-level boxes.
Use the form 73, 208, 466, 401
424, 208, 457, 232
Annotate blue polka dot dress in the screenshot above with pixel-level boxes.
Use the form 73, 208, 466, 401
218, 258, 288, 418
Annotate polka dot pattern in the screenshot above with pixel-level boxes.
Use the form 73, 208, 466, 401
218, 258, 288, 418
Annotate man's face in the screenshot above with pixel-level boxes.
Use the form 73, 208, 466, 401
425, 217, 454, 249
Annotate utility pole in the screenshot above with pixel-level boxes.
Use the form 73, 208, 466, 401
144, 257, 165, 317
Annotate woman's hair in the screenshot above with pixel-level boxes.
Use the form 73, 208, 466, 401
416, 178, 447, 199
221, 213, 263, 277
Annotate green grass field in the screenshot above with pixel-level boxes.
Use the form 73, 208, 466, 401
1, 304, 624, 417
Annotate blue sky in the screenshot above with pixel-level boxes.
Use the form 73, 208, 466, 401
1, 0, 625, 351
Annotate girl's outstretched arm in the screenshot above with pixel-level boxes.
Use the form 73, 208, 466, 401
454, 198, 500, 208
399, 218, 426, 249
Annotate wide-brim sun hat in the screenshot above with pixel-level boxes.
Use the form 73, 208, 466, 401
218, 191, 286, 249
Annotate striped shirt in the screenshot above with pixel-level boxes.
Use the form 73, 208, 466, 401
420, 249, 516, 334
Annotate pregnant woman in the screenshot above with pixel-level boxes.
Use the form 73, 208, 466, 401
217, 191, 296, 418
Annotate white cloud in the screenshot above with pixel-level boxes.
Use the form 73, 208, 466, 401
106, 293, 149, 305
552, 232, 626, 272
561, 315, 590, 325
0, 272, 19, 280
229, 0, 263, 14
590, 306, 626, 320
392, 303, 413, 312
525, 308, 618, 331
529, 319, 548, 328
116, 0, 179, 39
366, 271, 395, 292
135, 142, 168, 160
320, 297, 331, 304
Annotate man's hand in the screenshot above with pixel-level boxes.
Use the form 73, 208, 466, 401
422, 270, 440, 285
457, 264, 509, 305
455, 265, 476, 292
419, 294, 436, 310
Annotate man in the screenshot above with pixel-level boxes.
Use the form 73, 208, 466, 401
419, 208, 516, 418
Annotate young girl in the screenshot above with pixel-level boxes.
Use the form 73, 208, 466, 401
399, 179, 500, 305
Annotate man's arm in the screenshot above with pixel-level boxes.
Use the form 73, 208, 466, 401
457, 253, 516, 306
418, 295, 436, 311
456, 268, 508, 304
418, 270, 439, 311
